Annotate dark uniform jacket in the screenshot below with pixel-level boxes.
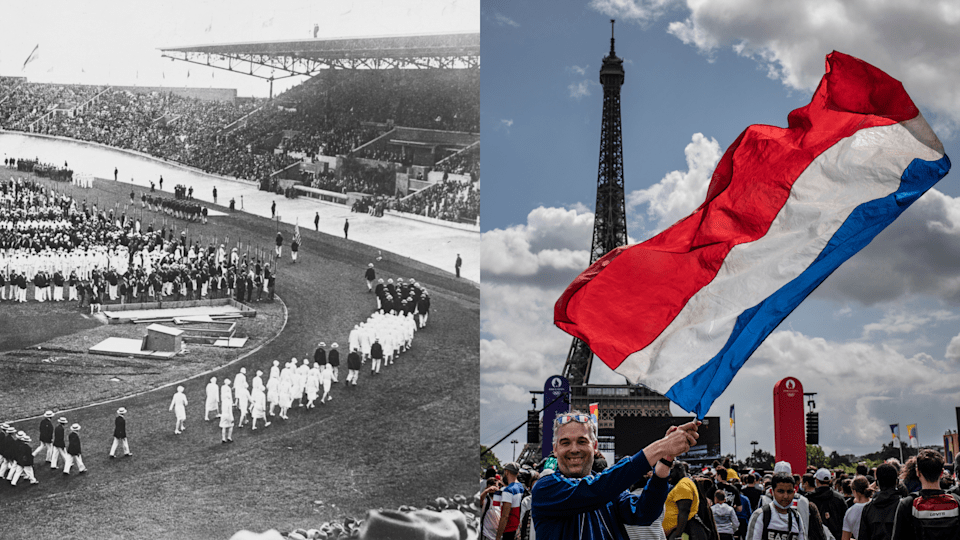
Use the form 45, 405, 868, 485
328, 349, 340, 367
347, 351, 362, 370
39, 418, 54, 443
314, 347, 327, 366
67, 432, 82, 455
114, 416, 126, 439
53, 424, 66, 448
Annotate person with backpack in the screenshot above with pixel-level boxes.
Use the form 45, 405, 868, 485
808, 469, 849, 540
753, 472, 810, 540
890, 449, 959, 540
858, 464, 901, 540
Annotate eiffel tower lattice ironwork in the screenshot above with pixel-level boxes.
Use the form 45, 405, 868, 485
562, 20, 628, 387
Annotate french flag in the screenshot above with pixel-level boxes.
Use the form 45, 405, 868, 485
555, 52, 951, 417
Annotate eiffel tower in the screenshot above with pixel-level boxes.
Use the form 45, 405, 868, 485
518, 21, 671, 468
560, 19, 670, 432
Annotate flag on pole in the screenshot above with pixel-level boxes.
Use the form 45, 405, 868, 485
729, 404, 735, 436
891, 424, 901, 446
554, 51, 951, 417
293, 223, 302, 248
589, 403, 599, 427
907, 424, 919, 447
22, 44, 39, 70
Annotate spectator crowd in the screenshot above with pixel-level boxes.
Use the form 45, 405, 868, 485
481, 417, 960, 540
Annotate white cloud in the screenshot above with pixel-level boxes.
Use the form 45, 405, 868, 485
567, 65, 588, 76
494, 13, 520, 27
862, 309, 959, 337
568, 80, 593, 99
664, 0, 960, 131
626, 132, 721, 236
481, 206, 594, 281
946, 333, 960, 361
589, 0, 681, 25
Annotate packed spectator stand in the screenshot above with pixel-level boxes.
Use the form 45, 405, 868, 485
0, 68, 479, 226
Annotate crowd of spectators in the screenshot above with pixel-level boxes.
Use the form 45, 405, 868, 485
394, 179, 479, 224
0, 69, 479, 224
436, 145, 480, 180
0, 174, 276, 309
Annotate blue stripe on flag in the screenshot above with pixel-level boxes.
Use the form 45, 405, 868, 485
666, 154, 951, 417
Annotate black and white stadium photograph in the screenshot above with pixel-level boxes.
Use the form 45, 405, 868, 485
0, 1, 479, 538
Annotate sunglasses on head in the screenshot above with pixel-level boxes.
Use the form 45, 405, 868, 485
557, 414, 592, 425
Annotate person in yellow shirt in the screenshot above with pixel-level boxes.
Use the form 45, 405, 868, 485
663, 464, 700, 540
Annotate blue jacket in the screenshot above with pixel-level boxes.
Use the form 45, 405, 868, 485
531, 450, 670, 539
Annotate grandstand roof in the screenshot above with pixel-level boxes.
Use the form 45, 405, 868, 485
162, 32, 478, 59
160, 33, 479, 81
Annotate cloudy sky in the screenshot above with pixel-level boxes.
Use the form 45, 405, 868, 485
481, 0, 960, 464
0, 0, 479, 98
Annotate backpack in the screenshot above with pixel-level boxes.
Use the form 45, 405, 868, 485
761, 504, 802, 540
908, 493, 960, 540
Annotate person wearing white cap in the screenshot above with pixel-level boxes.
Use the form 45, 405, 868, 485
169, 386, 188, 434
266, 370, 280, 417
205, 376, 220, 421
251, 370, 265, 393
50, 417, 68, 469
220, 379, 234, 443
33, 411, 55, 463
235, 379, 250, 428
234, 368, 249, 398
328, 343, 340, 383
320, 363, 333, 404
63, 423, 86, 475
11, 431, 39, 486
305, 363, 321, 409
109, 408, 132, 458
249, 385, 270, 430
746, 461, 817, 540
2, 427, 21, 482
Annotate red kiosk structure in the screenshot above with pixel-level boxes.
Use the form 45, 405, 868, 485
773, 377, 807, 473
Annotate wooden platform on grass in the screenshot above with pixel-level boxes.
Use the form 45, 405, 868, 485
103, 298, 257, 324
88, 337, 179, 359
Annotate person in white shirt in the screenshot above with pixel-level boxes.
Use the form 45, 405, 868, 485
169, 386, 188, 434
753, 473, 806, 540
204, 377, 219, 421
713, 489, 740, 540
841, 476, 871, 540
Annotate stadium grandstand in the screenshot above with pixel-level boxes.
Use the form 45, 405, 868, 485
0, 32, 479, 226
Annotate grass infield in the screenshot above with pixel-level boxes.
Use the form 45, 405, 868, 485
0, 171, 480, 539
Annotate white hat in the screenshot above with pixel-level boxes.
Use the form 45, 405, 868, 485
332, 343, 338, 348
773, 461, 792, 475
117, 408, 127, 415
815, 468, 832, 482
368, 263, 374, 267
44, 410, 54, 418
71, 423, 81, 432
319, 342, 326, 347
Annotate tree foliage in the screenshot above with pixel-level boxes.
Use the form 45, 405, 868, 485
481, 445, 501, 472
807, 444, 828, 469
